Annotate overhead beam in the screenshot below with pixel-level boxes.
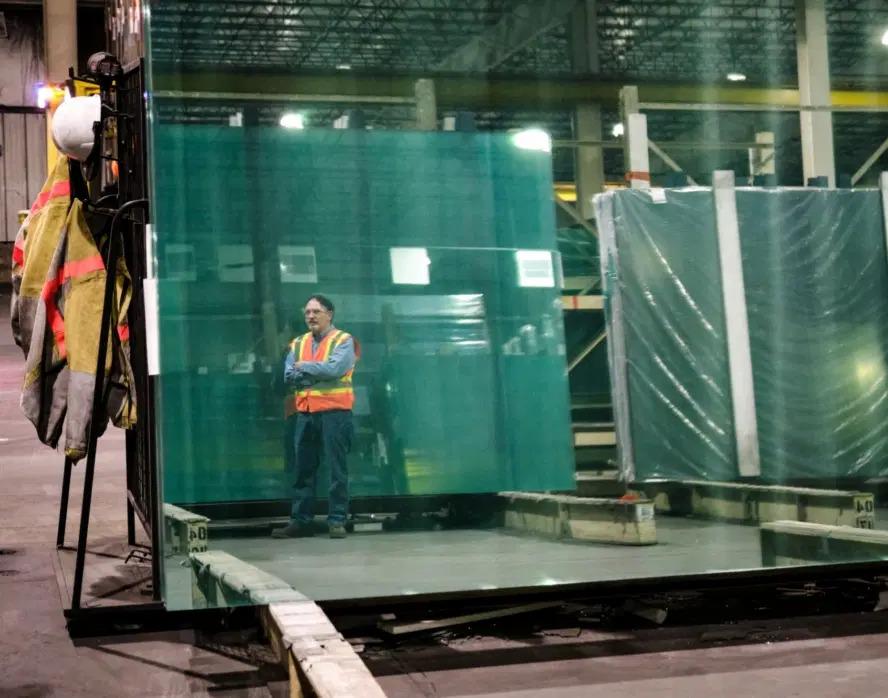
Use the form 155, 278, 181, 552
437, 0, 579, 73
152, 71, 888, 112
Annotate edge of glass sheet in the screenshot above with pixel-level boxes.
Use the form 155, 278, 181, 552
319, 558, 888, 610
594, 190, 634, 481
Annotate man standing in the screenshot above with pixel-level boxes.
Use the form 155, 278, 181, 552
273, 294, 357, 539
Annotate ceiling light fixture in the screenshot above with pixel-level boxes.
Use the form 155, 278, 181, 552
279, 112, 305, 129
727, 72, 747, 82
611, 123, 625, 138
881, 28, 888, 47
512, 128, 552, 153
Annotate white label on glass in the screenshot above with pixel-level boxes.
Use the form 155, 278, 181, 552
390, 247, 431, 285
516, 250, 555, 288
279, 245, 318, 283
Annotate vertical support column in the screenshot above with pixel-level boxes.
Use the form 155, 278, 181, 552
620, 86, 649, 190
570, 0, 603, 220
626, 115, 650, 190
414, 79, 437, 131
749, 131, 776, 178
713, 171, 760, 477
620, 84, 640, 117
43, 0, 77, 82
573, 107, 604, 219
796, 0, 835, 187
43, 0, 77, 170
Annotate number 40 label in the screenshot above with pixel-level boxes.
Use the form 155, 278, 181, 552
854, 496, 875, 530
855, 497, 875, 514
187, 524, 208, 552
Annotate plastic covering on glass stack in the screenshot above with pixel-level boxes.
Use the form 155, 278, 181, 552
596, 185, 888, 483
150, 126, 575, 505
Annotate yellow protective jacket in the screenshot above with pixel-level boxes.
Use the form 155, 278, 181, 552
12, 156, 137, 461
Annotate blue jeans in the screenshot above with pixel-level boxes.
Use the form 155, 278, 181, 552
290, 410, 353, 525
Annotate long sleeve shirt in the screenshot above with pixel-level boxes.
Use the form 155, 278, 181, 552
284, 327, 356, 388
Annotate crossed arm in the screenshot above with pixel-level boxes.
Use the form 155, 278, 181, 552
284, 336, 356, 387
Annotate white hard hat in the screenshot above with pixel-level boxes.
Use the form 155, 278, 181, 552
51, 95, 101, 162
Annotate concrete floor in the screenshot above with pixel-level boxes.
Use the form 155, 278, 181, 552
368, 614, 888, 698
7, 283, 888, 697
202, 518, 762, 603
0, 287, 285, 697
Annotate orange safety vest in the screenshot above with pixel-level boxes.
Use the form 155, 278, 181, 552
285, 329, 357, 416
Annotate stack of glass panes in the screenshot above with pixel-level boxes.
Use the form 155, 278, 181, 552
596, 185, 888, 483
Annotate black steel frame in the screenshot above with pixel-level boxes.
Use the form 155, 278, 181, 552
55, 58, 161, 615
116, 59, 159, 564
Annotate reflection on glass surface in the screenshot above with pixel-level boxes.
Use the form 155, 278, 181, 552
142, 0, 888, 610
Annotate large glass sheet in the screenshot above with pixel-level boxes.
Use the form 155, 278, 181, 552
600, 187, 888, 482
154, 125, 574, 505
140, 0, 888, 612
149, 116, 578, 605
739, 189, 888, 481
604, 190, 736, 481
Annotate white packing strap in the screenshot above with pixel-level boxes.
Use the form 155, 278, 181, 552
143, 277, 161, 376
626, 113, 651, 191
142, 223, 161, 376
713, 170, 760, 477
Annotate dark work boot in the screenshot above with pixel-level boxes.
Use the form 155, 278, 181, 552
329, 524, 347, 539
271, 522, 314, 539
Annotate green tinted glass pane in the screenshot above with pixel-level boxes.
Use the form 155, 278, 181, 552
604, 188, 888, 482
607, 190, 736, 480
152, 125, 574, 503
139, 0, 888, 615
739, 189, 888, 480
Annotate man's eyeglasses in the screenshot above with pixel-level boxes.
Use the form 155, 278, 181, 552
304, 309, 329, 317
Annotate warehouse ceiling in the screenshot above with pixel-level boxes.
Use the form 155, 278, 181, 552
148, 0, 888, 184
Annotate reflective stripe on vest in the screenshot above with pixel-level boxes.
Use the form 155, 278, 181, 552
284, 337, 300, 417
293, 329, 356, 413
